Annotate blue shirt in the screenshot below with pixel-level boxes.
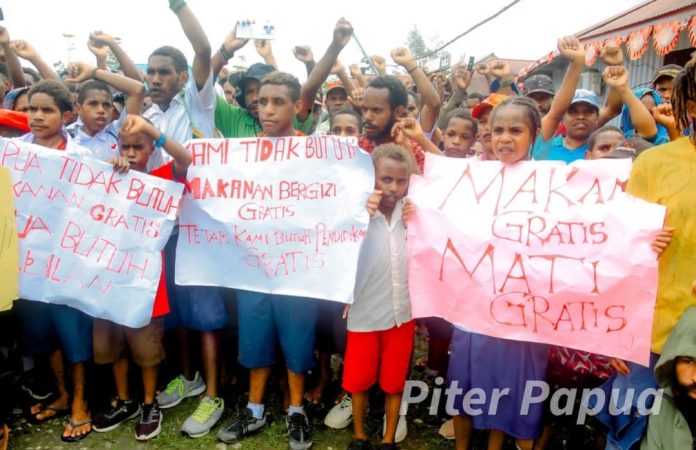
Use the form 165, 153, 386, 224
531, 134, 587, 163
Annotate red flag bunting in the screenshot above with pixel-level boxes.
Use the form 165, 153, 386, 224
627, 26, 652, 60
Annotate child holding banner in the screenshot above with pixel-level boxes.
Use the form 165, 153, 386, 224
343, 143, 416, 450
14, 80, 93, 442
94, 113, 191, 441
448, 97, 548, 450
217, 71, 323, 450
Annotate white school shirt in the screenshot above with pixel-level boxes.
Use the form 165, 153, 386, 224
143, 71, 216, 170
69, 109, 127, 161
348, 199, 411, 332
17, 128, 89, 156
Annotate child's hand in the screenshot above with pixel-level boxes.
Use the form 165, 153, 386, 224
110, 156, 130, 174
602, 66, 629, 89
330, 59, 345, 75
120, 114, 157, 139
349, 63, 362, 78
402, 198, 415, 226
332, 17, 353, 49
292, 45, 314, 64
366, 190, 382, 216
399, 118, 425, 141
490, 60, 511, 80
476, 63, 490, 76
341, 304, 350, 319
64, 62, 96, 84
451, 66, 472, 92
89, 31, 117, 47
87, 38, 108, 60
222, 23, 250, 56
558, 36, 585, 65
10, 40, 37, 61
371, 55, 386, 75
348, 87, 365, 109
391, 47, 416, 70
254, 39, 273, 59
600, 45, 624, 66
609, 357, 630, 376
0, 27, 10, 46
652, 226, 675, 256
391, 120, 407, 146
430, 72, 447, 89
652, 104, 676, 128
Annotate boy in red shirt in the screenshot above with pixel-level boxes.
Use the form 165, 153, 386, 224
94, 114, 191, 441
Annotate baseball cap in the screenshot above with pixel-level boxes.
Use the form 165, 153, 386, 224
570, 89, 601, 111
471, 93, 508, 119
325, 80, 346, 98
523, 74, 555, 96
0, 109, 30, 133
651, 64, 682, 85
236, 63, 276, 107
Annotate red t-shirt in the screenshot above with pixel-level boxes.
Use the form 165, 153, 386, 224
147, 161, 187, 318
358, 134, 425, 172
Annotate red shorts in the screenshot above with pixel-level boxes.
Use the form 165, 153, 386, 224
342, 321, 415, 394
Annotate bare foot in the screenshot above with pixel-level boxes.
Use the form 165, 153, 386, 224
62, 406, 91, 441
32, 397, 69, 422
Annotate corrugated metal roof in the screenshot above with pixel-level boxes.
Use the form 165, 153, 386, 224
575, 0, 696, 40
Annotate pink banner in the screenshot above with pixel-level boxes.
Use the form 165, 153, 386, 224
408, 154, 665, 366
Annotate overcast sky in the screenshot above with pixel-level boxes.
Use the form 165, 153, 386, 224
2, 0, 641, 80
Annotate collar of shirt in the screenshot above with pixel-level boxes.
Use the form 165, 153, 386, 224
371, 199, 405, 231
553, 134, 588, 152
147, 91, 185, 117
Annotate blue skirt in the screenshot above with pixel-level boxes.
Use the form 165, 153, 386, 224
447, 328, 549, 440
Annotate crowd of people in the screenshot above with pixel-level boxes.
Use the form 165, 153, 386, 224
0, 1, 695, 450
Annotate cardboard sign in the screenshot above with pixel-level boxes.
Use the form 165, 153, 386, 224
0, 138, 183, 327
408, 154, 665, 365
176, 136, 374, 303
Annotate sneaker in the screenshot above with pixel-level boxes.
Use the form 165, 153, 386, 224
93, 399, 141, 432
135, 402, 162, 441
324, 394, 352, 429
156, 372, 206, 409
217, 407, 268, 443
438, 418, 454, 440
382, 414, 407, 444
286, 412, 312, 450
181, 396, 224, 438
347, 439, 373, 450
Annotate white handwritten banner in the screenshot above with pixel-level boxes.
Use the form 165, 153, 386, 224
0, 138, 183, 328
176, 136, 374, 302
408, 154, 665, 366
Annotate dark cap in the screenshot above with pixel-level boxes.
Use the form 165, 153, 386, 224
523, 74, 555, 96
239, 63, 276, 88
236, 63, 276, 107
651, 64, 683, 85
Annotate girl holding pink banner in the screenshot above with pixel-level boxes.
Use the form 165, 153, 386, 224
448, 96, 549, 450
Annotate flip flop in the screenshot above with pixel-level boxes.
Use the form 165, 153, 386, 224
60, 417, 92, 443
29, 404, 70, 424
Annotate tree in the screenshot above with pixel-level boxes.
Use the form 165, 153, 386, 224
405, 26, 429, 60
53, 60, 67, 77
105, 37, 123, 72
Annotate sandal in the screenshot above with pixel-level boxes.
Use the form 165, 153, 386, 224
61, 417, 92, 443
29, 404, 70, 424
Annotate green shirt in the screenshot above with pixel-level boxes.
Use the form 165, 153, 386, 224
214, 95, 315, 138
